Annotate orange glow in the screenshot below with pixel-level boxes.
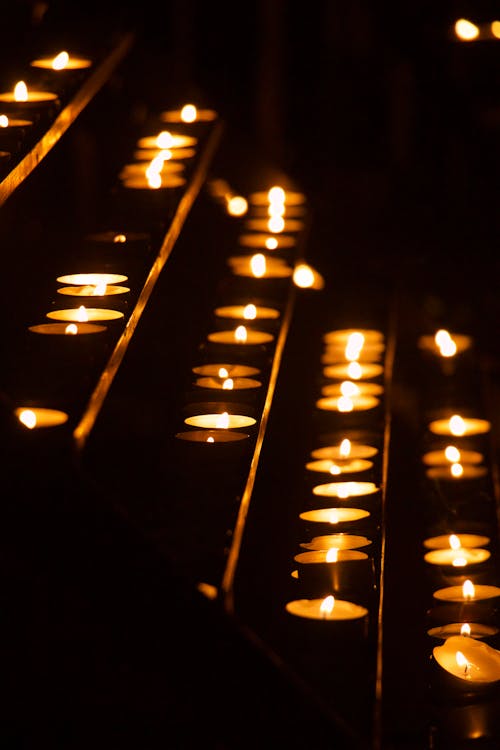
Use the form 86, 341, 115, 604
234, 325, 247, 342
14, 81, 28, 101
243, 304, 257, 320
337, 396, 354, 412
449, 535, 461, 551
180, 103, 197, 122
492, 21, 500, 38
450, 462, 464, 477
76, 305, 88, 322
461, 623, 471, 636
65, 323, 78, 335
452, 556, 468, 567
218, 367, 229, 379
215, 412, 230, 429
250, 253, 266, 277
52, 51, 69, 70
329, 510, 339, 524
340, 381, 359, 397
92, 280, 107, 295
319, 595, 335, 617
222, 378, 234, 390
207, 436, 214, 443
455, 18, 480, 40
292, 263, 324, 289
449, 414, 466, 435
326, 548, 339, 563
340, 438, 351, 458
0, 115, 8, 127
18, 409, 37, 429
329, 464, 341, 475
113, 234, 127, 243
267, 215, 285, 233
444, 445, 460, 462
463, 579, 475, 599
435, 329, 457, 357
227, 195, 248, 216
265, 237, 278, 250
346, 361, 362, 379
267, 186, 285, 203
155, 131, 174, 148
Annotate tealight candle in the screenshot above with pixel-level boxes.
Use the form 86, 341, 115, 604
320, 381, 383, 397
47, 306, 124, 322
427, 623, 499, 640
424, 548, 491, 567
324, 328, 384, 344
56, 273, 128, 285
428, 414, 491, 436
133, 147, 196, 162
433, 580, 500, 602
244, 217, 305, 233
433, 635, 500, 683
213, 304, 280, 321
312, 481, 379, 499
285, 595, 368, 621
299, 508, 371, 524
193, 376, 261, 391
184, 412, 256, 429
0, 80, 59, 111
424, 534, 491, 549
238, 233, 296, 250
310, 439, 378, 461
315, 395, 381, 412
57, 284, 129, 297
305, 458, 373, 475
323, 362, 384, 380
119, 161, 185, 179
28, 322, 106, 335
227, 254, 293, 279
207, 327, 274, 345
15, 406, 68, 428
192, 363, 260, 377
136, 131, 197, 150
249, 188, 306, 206
422, 447, 484, 466
0, 114, 33, 148
120, 173, 186, 190
30, 50, 92, 71
161, 103, 218, 123
418, 330, 473, 357
425, 464, 488, 480
301, 534, 372, 550
294, 549, 369, 564
175, 429, 249, 444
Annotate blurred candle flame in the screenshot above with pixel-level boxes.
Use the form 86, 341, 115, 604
52, 51, 69, 70
156, 131, 174, 149
455, 18, 480, 40
222, 378, 234, 390
461, 623, 471, 636
14, 81, 28, 101
65, 323, 78, 335
463, 579, 475, 599
445, 445, 460, 462
235, 325, 247, 342
340, 438, 351, 458
320, 595, 335, 617
218, 367, 229, 379
180, 103, 197, 122
250, 253, 266, 277
243, 304, 257, 320
265, 237, 278, 250
216, 412, 230, 429
449, 414, 466, 435
0, 115, 8, 127
451, 462, 464, 477
76, 305, 88, 322
326, 548, 339, 563
18, 409, 36, 429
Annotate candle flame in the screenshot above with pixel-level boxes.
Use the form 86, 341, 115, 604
463, 579, 475, 599
329, 463, 341, 475
328, 510, 339, 524
449, 534, 461, 550
250, 253, 266, 277
347, 361, 362, 379
234, 325, 247, 343
337, 483, 351, 499
222, 378, 234, 390
455, 18, 479, 40
145, 162, 162, 188
14, 81, 28, 101
156, 130, 174, 149
337, 395, 354, 412
452, 556, 468, 567
450, 462, 464, 477
326, 547, 339, 563
340, 438, 351, 458
265, 237, 278, 250
65, 323, 78, 335
345, 332, 365, 361
227, 195, 248, 216
455, 651, 470, 675
218, 367, 229, 379
461, 623, 471, 636
113, 234, 127, 243
292, 263, 318, 288
52, 51, 69, 70
267, 215, 285, 233
76, 305, 88, 322
92, 280, 107, 296
180, 103, 197, 122
215, 412, 230, 429
243, 303, 257, 320
340, 380, 359, 397
268, 202, 285, 217
444, 445, 460, 463
18, 408, 37, 429
207, 436, 215, 443
0, 115, 8, 127
434, 329, 457, 357
267, 186, 285, 203
320, 595, 335, 617
449, 414, 466, 436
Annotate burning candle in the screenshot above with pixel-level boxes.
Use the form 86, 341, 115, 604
46, 305, 124, 322
428, 414, 491, 437
0, 80, 59, 112
175, 429, 249, 444
310, 439, 378, 461
192, 363, 260, 378
433, 636, 500, 683
28, 322, 106, 335
285, 595, 368, 621
119, 160, 185, 180
238, 233, 296, 250
248, 187, 306, 206
56, 273, 128, 286
207, 326, 274, 345
418, 330, 473, 357
30, 50, 92, 71
161, 103, 218, 123
305, 458, 374, 475
15, 406, 68, 428
323, 362, 384, 380
424, 547, 491, 567
312, 481, 379, 499
121, 172, 186, 190
433, 579, 500, 603
301, 534, 372, 550
294, 549, 369, 564
57, 283, 129, 297
213, 303, 280, 321
227, 253, 293, 279
299, 508, 371, 524
316, 394, 381, 412
244, 217, 305, 233
0, 113, 33, 148
422, 446, 484, 466
424, 534, 490, 549
425, 463, 488, 480
320, 381, 383, 397
193, 376, 262, 391
323, 329, 384, 345
136, 131, 197, 150
184, 411, 256, 429
427, 622, 499, 640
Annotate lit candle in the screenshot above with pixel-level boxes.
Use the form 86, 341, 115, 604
427, 622, 499, 640
433, 579, 500, 602
323, 362, 384, 380
227, 253, 293, 279
425, 463, 488, 480
433, 636, 500, 683
28, 322, 106, 335
57, 283, 129, 297
424, 547, 490, 567
175, 429, 249, 444
305, 458, 374, 475
120, 172, 186, 190
422, 446, 484, 466
294, 549, 369, 564
136, 131, 197, 150
428, 414, 491, 437
301, 533, 372, 550
192, 363, 260, 377
238, 233, 296, 250
213, 303, 280, 321
133, 146, 196, 162
312, 481, 379, 499
184, 411, 256, 429
323, 329, 384, 345
56, 273, 128, 286
248, 187, 306, 206
320, 381, 383, 397
0, 113, 33, 148
424, 534, 490, 549
207, 326, 274, 345
193, 376, 262, 391
0, 80, 59, 111
46, 306, 124, 322
161, 103, 218, 123
299, 508, 371, 524
30, 50, 92, 71
285, 595, 368, 621
310, 439, 378, 461
15, 406, 68, 428
418, 330, 473, 357
244, 217, 304, 233
316, 394, 381, 412
119, 160, 185, 180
